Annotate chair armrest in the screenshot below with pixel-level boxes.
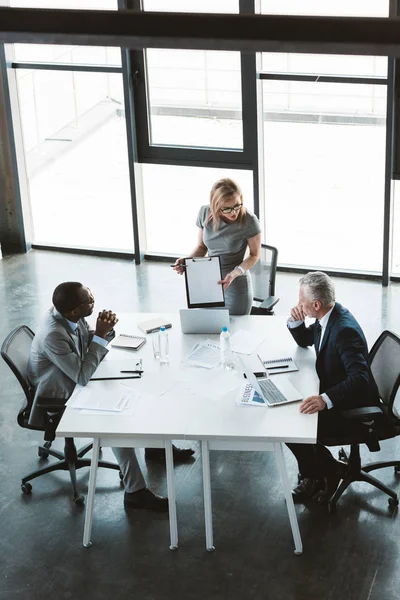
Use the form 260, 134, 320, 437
36, 397, 67, 412
340, 406, 383, 421
259, 296, 280, 311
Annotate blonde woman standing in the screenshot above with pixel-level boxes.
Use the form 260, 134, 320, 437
173, 178, 261, 315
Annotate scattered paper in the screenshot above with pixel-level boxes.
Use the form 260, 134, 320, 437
230, 329, 267, 355
67, 387, 133, 412
184, 339, 221, 369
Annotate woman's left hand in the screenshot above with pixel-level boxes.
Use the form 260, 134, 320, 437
218, 268, 242, 290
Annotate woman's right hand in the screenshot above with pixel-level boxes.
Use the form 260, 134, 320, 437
172, 258, 186, 275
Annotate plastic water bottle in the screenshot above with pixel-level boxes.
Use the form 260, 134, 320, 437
159, 326, 170, 364
220, 326, 234, 370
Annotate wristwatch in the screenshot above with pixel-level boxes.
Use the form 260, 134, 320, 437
235, 265, 245, 275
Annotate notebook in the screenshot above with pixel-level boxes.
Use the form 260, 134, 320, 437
257, 354, 299, 375
137, 317, 172, 334
111, 334, 146, 350
238, 356, 303, 407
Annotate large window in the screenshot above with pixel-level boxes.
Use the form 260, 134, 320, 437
262, 80, 386, 272
142, 165, 253, 255
17, 69, 134, 252
145, 49, 242, 150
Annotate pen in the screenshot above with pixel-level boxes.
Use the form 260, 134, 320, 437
267, 365, 289, 370
120, 370, 143, 374
170, 264, 186, 268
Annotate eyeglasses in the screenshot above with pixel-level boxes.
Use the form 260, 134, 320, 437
220, 203, 242, 215
75, 290, 94, 310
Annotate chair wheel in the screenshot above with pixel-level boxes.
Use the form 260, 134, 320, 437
119, 471, 124, 480
328, 501, 336, 514
21, 483, 32, 495
388, 497, 399, 507
74, 495, 85, 505
394, 465, 400, 474
338, 448, 347, 462
38, 448, 49, 459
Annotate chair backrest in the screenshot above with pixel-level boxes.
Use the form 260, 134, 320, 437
369, 330, 400, 419
251, 244, 278, 302
1, 325, 35, 413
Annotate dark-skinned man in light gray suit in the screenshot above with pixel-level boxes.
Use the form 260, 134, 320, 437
28, 281, 168, 510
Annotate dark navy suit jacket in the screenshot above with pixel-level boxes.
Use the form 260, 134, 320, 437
289, 303, 379, 411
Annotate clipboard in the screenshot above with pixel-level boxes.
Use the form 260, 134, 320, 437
184, 256, 225, 308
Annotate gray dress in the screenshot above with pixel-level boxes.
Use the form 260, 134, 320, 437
196, 205, 261, 315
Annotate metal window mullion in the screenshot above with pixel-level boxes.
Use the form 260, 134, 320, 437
11, 61, 123, 73
259, 73, 387, 85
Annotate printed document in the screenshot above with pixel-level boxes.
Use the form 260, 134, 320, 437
184, 339, 221, 368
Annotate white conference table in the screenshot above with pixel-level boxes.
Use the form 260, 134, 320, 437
57, 313, 319, 554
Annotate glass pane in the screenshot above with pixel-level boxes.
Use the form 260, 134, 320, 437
260, 1, 388, 77
261, 53, 387, 78
11, 1, 120, 64
13, 45, 121, 66
10, 0, 116, 9
142, 165, 253, 255
17, 70, 134, 252
143, 0, 238, 13
391, 182, 400, 276
261, 0, 388, 17
146, 49, 243, 149
262, 80, 386, 272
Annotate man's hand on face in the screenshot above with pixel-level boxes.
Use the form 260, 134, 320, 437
95, 310, 119, 338
299, 395, 326, 414
290, 303, 306, 322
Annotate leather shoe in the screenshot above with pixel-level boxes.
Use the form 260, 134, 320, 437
124, 488, 168, 511
315, 471, 343, 505
145, 445, 195, 462
292, 478, 323, 503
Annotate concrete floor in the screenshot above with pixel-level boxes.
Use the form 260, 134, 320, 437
1, 249, 400, 600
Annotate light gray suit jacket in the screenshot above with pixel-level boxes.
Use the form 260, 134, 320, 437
27, 308, 111, 428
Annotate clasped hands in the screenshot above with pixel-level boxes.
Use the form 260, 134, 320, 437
95, 309, 119, 338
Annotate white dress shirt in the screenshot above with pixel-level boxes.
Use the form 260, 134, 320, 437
55, 310, 108, 349
287, 304, 335, 409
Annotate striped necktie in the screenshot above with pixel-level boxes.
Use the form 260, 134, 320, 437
315, 320, 322, 355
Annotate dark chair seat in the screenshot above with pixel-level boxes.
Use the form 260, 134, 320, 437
251, 244, 279, 316
318, 330, 400, 513
1, 325, 121, 504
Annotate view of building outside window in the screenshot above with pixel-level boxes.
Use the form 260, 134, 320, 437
8, 0, 399, 275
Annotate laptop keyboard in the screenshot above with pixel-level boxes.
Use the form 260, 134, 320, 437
258, 378, 288, 405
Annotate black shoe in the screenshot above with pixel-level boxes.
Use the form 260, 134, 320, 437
145, 445, 195, 462
292, 478, 323, 503
124, 488, 169, 511
315, 467, 345, 505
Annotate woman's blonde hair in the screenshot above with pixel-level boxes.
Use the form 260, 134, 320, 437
208, 178, 246, 231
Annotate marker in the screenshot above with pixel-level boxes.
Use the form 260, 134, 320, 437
267, 365, 289, 370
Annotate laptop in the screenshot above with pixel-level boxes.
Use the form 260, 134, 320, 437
237, 356, 303, 407
179, 308, 230, 334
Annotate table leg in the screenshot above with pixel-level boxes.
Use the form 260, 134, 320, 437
165, 440, 178, 550
274, 442, 303, 555
201, 440, 215, 552
83, 438, 100, 548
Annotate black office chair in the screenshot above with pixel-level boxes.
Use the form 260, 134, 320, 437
1, 325, 121, 504
251, 244, 280, 315
323, 330, 400, 514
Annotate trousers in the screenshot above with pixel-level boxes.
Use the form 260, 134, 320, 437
111, 447, 146, 493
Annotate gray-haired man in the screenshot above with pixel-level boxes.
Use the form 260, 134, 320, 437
286, 272, 379, 503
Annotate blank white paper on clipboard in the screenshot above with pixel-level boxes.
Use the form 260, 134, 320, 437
184, 256, 225, 308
